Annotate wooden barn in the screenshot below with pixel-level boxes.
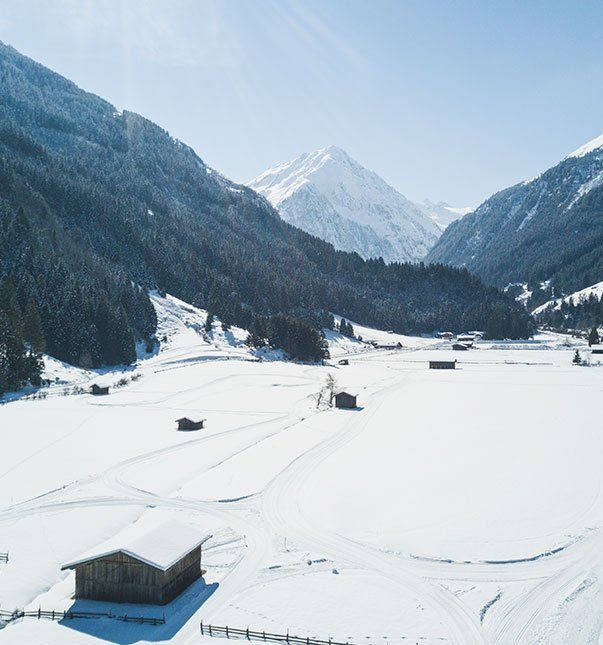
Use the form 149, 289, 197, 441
61, 521, 211, 605
176, 417, 206, 431
335, 391, 357, 409
429, 360, 456, 370
592, 347, 603, 355
457, 335, 474, 346
338, 359, 349, 365
90, 384, 109, 396
377, 342, 403, 350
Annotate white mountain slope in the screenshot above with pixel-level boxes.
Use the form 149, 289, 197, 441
248, 146, 442, 263
418, 199, 473, 230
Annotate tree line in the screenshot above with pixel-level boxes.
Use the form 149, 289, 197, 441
0, 42, 534, 391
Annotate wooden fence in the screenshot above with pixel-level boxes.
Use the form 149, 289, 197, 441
0, 607, 165, 625
200, 622, 357, 645
0, 552, 8, 563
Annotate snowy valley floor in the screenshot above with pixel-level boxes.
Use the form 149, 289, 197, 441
0, 295, 602, 645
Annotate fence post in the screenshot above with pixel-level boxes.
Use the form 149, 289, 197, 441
226, 626, 229, 639
201, 621, 204, 635
209, 624, 213, 636
52, 610, 55, 621
287, 630, 290, 643
38, 608, 41, 620
263, 631, 266, 641
247, 626, 250, 640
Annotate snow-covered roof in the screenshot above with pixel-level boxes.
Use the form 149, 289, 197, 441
61, 520, 211, 572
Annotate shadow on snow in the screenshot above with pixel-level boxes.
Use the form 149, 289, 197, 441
59, 578, 218, 644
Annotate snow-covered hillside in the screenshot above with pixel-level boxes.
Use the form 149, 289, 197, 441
418, 199, 473, 230
248, 146, 442, 263
427, 133, 603, 292
532, 280, 603, 315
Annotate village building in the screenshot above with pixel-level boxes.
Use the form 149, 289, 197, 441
591, 347, 603, 355
338, 359, 349, 365
429, 360, 456, 369
436, 331, 454, 339
90, 384, 109, 396
334, 391, 357, 409
452, 343, 469, 351
61, 521, 211, 605
176, 417, 206, 431
377, 342, 402, 350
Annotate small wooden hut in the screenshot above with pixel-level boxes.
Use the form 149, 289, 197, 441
91, 384, 109, 396
452, 343, 469, 351
61, 521, 211, 605
429, 360, 456, 369
335, 391, 357, 409
176, 417, 206, 431
436, 331, 454, 339
591, 347, 603, 355
338, 359, 349, 365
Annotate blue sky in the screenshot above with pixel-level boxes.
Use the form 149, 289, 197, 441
0, 0, 602, 205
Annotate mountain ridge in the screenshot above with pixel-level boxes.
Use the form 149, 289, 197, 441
248, 146, 443, 263
0, 40, 533, 392
427, 135, 603, 297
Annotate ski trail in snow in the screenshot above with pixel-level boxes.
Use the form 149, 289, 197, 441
260, 375, 486, 645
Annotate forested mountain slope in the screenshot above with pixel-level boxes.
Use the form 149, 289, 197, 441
427, 136, 603, 297
0, 41, 531, 389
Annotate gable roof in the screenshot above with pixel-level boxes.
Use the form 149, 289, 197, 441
61, 520, 211, 572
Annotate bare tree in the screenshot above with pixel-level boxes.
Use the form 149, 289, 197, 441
311, 373, 338, 409
325, 373, 338, 407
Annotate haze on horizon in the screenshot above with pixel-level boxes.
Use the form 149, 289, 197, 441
0, 0, 601, 207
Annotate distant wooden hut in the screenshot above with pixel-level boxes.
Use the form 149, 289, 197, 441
436, 331, 454, 339
457, 335, 474, 346
61, 521, 211, 605
90, 384, 109, 396
452, 343, 469, 351
338, 359, 349, 365
429, 360, 456, 369
335, 391, 357, 409
176, 417, 205, 431
592, 347, 603, 355
377, 342, 402, 350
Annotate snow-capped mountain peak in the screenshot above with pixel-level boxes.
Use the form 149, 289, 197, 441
248, 147, 442, 263
418, 199, 473, 230
566, 133, 603, 159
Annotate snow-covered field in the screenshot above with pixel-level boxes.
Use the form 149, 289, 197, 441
1, 295, 601, 644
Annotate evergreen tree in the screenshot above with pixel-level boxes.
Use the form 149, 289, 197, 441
204, 312, 214, 333
0, 279, 23, 335
572, 350, 582, 365
23, 299, 45, 353
588, 326, 600, 346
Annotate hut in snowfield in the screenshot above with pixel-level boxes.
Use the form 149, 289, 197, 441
338, 359, 349, 365
176, 417, 205, 431
90, 384, 109, 396
429, 360, 456, 369
452, 343, 469, 351
61, 521, 211, 605
335, 391, 357, 409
